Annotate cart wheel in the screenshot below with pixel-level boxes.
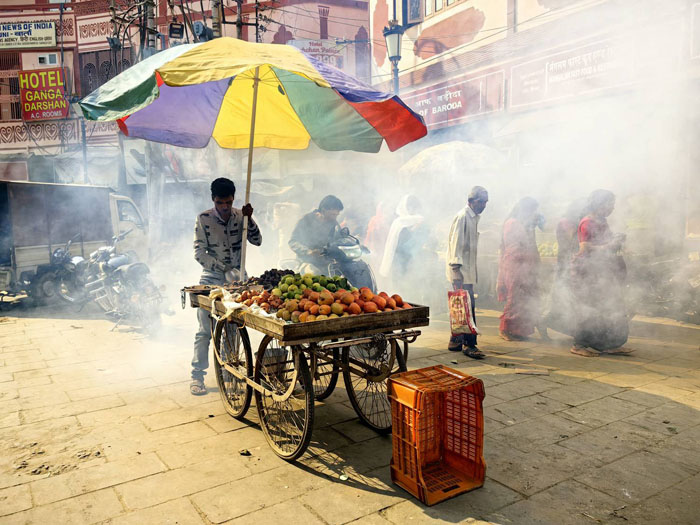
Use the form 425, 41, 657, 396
342, 338, 406, 434
310, 346, 339, 401
213, 320, 253, 419
254, 336, 314, 461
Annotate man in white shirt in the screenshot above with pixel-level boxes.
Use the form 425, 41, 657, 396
190, 177, 262, 395
446, 186, 488, 359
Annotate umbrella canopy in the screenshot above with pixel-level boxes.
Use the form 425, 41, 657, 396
79, 38, 427, 153
399, 140, 507, 177
79, 38, 427, 278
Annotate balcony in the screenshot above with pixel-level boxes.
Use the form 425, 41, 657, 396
0, 119, 118, 153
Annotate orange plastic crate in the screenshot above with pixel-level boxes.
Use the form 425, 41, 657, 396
388, 365, 486, 506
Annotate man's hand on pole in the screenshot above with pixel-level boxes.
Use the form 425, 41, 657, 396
242, 203, 254, 217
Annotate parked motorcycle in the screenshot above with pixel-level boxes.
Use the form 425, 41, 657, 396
83, 229, 163, 330
29, 233, 87, 305
284, 228, 377, 291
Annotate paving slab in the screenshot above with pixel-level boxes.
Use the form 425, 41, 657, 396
0, 483, 32, 517
222, 498, 326, 525
574, 450, 695, 503
191, 463, 330, 523
486, 479, 624, 525
2, 308, 699, 524
1, 488, 124, 524
109, 497, 205, 525
116, 454, 253, 511
30, 452, 167, 505
382, 479, 521, 524
560, 395, 648, 428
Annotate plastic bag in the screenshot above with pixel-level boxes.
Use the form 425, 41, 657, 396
448, 289, 478, 336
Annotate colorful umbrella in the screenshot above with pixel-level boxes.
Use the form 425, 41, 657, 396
79, 37, 427, 275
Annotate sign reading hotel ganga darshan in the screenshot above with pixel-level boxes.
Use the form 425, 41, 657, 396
0, 21, 56, 49
18, 68, 69, 121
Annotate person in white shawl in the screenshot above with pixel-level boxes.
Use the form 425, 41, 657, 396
379, 195, 425, 290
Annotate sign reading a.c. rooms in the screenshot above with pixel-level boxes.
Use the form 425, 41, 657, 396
17, 68, 69, 121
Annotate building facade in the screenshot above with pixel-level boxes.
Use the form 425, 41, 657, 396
368, 0, 700, 256
1, 0, 370, 183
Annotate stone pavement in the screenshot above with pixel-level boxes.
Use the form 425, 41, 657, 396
0, 301, 699, 524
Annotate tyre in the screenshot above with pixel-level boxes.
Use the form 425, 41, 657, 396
213, 320, 253, 419
254, 336, 314, 461
342, 338, 406, 434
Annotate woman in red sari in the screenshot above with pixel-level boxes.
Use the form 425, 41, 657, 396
497, 197, 541, 340
570, 190, 632, 357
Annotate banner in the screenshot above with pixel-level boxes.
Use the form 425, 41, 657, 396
288, 39, 349, 73
402, 69, 505, 129
0, 21, 56, 49
18, 68, 69, 121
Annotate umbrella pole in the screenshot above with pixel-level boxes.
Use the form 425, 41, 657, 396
239, 66, 260, 280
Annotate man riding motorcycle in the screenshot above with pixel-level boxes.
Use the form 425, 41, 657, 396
289, 195, 343, 275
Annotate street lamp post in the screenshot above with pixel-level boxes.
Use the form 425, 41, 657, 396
383, 20, 403, 95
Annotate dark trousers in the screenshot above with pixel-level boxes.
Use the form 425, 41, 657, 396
449, 284, 478, 349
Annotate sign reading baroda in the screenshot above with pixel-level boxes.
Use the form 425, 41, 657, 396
18, 68, 69, 121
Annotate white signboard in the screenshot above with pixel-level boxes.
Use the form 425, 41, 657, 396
0, 21, 56, 49
288, 39, 349, 73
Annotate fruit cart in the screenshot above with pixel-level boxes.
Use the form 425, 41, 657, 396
184, 289, 429, 461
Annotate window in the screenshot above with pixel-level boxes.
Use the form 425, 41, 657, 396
435, 0, 443, 11
425, 0, 433, 16
319, 6, 329, 40
117, 200, 143, 227
38, 54, 58, 65
407, 0, 424, 24
0, 51, 21, 122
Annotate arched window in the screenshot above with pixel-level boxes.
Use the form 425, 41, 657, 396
99, 61, 112, 84
354, 27, 370, 82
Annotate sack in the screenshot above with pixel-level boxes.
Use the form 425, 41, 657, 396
448, 289, 478, 336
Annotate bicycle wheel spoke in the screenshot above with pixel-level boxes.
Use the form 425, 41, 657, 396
255, 338, 313, 459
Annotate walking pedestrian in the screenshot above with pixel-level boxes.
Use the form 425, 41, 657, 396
543, 199, 586, 336
497, 197, 541, 341
446, 186, 488, 359
570, 189, 632, 357
379, 195, 426, 288
190, 178, 262, 395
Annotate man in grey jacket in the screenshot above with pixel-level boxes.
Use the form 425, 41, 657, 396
190, 177, 262, 395
446, 186, 488, 359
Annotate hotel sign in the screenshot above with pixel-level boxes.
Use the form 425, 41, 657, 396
0, 21, 56, 49
18, 68, 69, 121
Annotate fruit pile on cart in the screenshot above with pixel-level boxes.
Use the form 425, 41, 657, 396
183, 270, 430, 461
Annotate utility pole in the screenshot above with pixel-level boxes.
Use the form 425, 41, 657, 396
235, 0, 243, 40
146, 0, 157, 54
212, 0, 222, 38
80, 119, 89, 184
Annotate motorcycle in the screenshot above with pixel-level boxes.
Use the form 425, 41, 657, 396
284, 228, 377, 291
82, 230, 164, 330
29, 233, 88, 305
53, 233, 89, 305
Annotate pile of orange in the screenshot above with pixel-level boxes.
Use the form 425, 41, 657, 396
277, 287, 411, 323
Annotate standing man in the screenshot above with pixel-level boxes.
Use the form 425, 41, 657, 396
190, 177, 262, 395
446, 186, 488, 359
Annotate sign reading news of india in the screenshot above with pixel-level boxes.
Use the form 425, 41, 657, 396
18, 68, 69, 121
0, 21, 56, 49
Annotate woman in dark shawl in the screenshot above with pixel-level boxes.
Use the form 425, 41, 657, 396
570, 190, 632, 357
